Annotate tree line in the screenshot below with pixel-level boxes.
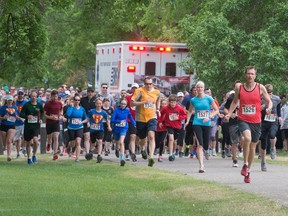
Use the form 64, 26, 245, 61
0, 0, 287, 97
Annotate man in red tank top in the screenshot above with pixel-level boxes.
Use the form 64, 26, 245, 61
226, 66, 272, 183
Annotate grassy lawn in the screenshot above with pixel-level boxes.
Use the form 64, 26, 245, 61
0, 155, 288, 216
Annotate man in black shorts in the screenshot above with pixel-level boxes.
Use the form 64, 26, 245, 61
20, 90, 44, 165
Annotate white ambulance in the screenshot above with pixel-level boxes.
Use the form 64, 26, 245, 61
95, 41, 195, 95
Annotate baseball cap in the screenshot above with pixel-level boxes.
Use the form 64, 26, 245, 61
177, 92, 184, 97
131, 83, 139, 88
87, 87, 94, 92
65, 90, 71, 96
6, 95, 14, 101
17, 89, 24, 94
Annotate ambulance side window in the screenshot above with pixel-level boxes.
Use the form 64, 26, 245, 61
166, 63, 176, 76
145, 62, 156, 76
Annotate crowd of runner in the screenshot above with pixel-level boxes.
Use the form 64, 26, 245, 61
1, 67, 288, 183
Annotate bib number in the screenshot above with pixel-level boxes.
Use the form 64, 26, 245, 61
264, 114, 276, 122
28, 116, 38, 123
115, 120, 126, 127
169, 113, 179, 121
197, 110, 209, 119
144, 103, 155, 109
7, 116, 16, 123
71, 118, 81, 125
90, 123, 100, 130
242, 105, 256, 115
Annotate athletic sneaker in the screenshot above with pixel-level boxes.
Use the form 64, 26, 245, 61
198, 169, 205, 173
261, 161, 267, 172
71, 152, 76, 158
104, 150, 109, 156
85, 152, 93, 160
27, 158, 32, 165
244, 172, 251, 183
16, 153, 20, 159
130, 153, 137, 162
46, 144, 51, 152
115, 148, 120, 158
120, 160, 125, 166
212, 149, 217, 156
232, 160, 238, 167
148, 157, 154, 167
168, 155, 174, 162
53, 153, 58, 161
158, 156, 163, 162
96, 155, 102, 163
258, 155, 262, 160
141, 150, 148, 160
204, 151, 210, 160
179, 152, 183, 158
32, 155, 38, 164
270, 147, 276, 160
75, 158, 79, 162
7, 157, 11, 162
125, 154, 130, 161
175, 149, 179, 156
241, 164, 249, 176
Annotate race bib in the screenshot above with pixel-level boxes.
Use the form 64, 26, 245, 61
197, 110, 209, 119
242, 105, 256, 115
71, 118, 82, 125
115, 120, 126, 127
144, 103, 155, 109
28, 116, 38, 123
90, 123, 100, 130
169, 113, 179, 121
264, 114, 276, 122
7, 116, 16, 122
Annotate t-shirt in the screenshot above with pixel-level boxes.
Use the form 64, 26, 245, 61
20, 101, 44, 130
131, 86, 160, 123
87, 109, 108, 132
44, 100, 63, 124
190, 95, 213, 126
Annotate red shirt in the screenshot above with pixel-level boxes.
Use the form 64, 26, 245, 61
44, 100, 63, 124
160, 104, 187, 129
238, 83, 261, 124
126, 94, 136, 122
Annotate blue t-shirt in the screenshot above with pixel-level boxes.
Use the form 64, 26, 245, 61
15, 99, 28, 126
87, 109, 108, 132
0, 105, 19, 126
190, 95, 213, 126
66, 106, 87, 130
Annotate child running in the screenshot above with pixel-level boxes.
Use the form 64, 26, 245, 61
159, 94, 187, 162
111, 98, 136, 166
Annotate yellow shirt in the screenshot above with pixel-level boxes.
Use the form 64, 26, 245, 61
131, 86, 160, 123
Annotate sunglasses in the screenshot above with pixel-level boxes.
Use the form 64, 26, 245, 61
102, 87, 108, 89
144, 83, 153, 85
74, 99, 80, 101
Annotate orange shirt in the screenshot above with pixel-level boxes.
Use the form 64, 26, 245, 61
131, 86, 160, 123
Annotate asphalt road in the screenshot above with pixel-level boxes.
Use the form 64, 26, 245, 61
107, 153, 288, 206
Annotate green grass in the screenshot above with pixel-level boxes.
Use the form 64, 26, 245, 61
0, 155, 288, 216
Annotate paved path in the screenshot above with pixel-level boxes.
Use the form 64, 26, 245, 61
107, 153, 288, 206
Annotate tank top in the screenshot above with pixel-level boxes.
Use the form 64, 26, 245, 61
238, 83, 261, 124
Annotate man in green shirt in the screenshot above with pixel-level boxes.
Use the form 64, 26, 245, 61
20, 90, 44, 165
